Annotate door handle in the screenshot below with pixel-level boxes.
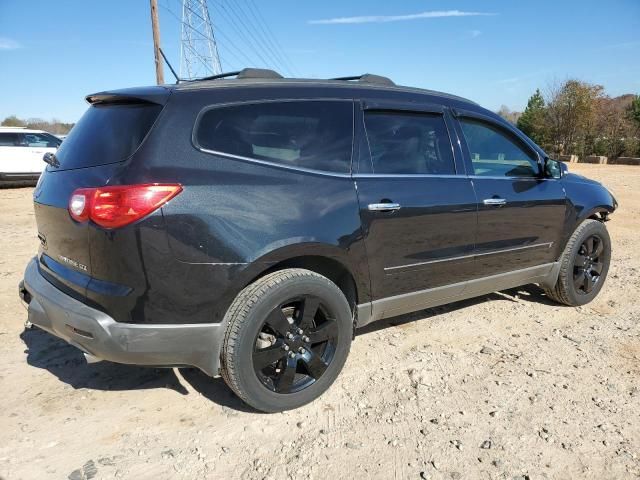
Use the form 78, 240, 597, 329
368, 202, 401, 212
483, 198, 507, 206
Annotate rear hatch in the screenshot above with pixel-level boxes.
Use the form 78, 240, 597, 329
33, 88, 169, 299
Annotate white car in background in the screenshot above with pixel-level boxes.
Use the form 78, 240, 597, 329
0, 127, 62, 186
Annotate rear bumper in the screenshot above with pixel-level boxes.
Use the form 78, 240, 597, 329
20, 257, 222, 376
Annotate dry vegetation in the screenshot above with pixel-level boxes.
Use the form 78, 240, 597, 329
499, 82, 640, 160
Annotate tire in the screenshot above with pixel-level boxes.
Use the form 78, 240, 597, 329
545, 219, 611, 306
219, 268, 353, 412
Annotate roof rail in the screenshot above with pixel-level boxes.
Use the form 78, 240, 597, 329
237, 68, 283, 80
331, 73, 395, 86
184, 68, 283, 83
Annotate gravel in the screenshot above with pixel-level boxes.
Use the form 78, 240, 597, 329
1, 164, 639, 479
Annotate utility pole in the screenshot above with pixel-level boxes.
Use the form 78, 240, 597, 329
150, 0, 164, 85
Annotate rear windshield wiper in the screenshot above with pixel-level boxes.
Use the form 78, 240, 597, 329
43, 152, 60, 168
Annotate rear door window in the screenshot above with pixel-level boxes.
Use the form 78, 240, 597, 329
55, 103, 162, 170
196, 100, 354, 173
363, 111, 455, 175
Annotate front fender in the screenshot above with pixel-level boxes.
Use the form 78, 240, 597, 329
560, 174, 617, 251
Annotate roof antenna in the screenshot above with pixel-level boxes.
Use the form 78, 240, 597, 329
159, 48, 182, 84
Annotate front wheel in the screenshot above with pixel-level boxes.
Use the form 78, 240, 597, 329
219, 268, 353, 412
545, 219, 611, 306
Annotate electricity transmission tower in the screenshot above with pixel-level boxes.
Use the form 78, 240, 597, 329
180, 0, 222, 79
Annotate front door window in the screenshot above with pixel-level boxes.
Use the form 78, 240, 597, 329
459, 118, 539, 177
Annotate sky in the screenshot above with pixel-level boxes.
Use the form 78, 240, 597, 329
0, 0, 639, 123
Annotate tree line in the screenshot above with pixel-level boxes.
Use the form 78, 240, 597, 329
498, 80, 640, 159
1, 115, 74, 135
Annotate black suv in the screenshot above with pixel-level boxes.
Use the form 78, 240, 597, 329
19, 69, 617, 412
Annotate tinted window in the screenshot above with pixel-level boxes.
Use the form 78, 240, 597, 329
364, 112, 454, 174
24, 133, 61, 148
197, 101, 353, 173
460, 118, 539, 177
55, 103, 162, 170
0, 132, 23, 146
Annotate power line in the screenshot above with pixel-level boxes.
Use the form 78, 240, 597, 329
208, 0, 273, 70
161, 1, 258, 71
224, 0, 293, 76
245, 0, 299, 76
158, 0, 298, 77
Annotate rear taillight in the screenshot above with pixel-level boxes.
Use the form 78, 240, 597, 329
68, 184, 182, 229
69, 189, 91, 222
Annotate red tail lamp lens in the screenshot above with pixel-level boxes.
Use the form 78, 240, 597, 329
68, 184, 182, 228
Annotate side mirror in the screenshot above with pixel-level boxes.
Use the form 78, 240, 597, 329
544, 157, 567, 179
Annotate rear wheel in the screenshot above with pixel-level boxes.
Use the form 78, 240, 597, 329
220, 268, 352, 412
545, 219, 611, 306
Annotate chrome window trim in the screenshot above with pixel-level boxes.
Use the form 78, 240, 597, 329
352, 174, 560, 181
194, 147, 353, 178
192, 98, 355, 178
353, 173, 462, 179
384, 241, 553, 272
467, 175, 554, 181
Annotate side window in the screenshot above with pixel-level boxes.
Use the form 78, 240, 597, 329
459, 118, 539, 177
196, 100, 353, 173
24, 133, 61, 148
363, 111, 455, 175
0, 133, 23, 146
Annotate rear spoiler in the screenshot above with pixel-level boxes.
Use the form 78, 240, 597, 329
86, 86, 171, 106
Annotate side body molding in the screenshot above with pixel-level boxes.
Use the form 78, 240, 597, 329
356, 262, 560, 327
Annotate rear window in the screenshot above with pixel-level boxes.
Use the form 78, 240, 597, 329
196, 100, 353, 173
55, 103, 162, 170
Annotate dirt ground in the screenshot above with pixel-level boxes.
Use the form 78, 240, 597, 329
0, 164, 638, 480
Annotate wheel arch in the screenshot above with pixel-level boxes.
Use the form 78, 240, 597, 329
236, 239, 370, 313
245, 254, 362, 316
559, 201, 615, 257
584, 205, 615, 221
560, 177, 617, 253
206, 241, 369, 348
565, 205, 613, 245
209, 244, 366, 378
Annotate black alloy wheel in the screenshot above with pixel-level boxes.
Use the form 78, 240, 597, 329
545, 219, 611, 307
573, 234, 605, 294
252, 296, 338, 394
220, 268, 352, 412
